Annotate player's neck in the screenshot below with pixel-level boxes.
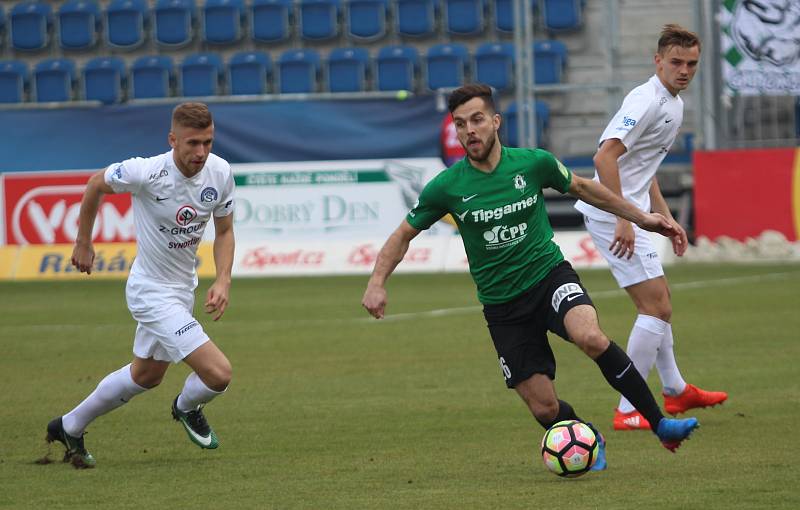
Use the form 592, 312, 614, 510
656, 74, 681, 97
173, 156, 201, 178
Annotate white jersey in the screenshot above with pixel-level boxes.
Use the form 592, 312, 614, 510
575, 74, 683, 222
104, 150, 235, 291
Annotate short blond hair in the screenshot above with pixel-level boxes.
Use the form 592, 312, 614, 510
172, 102, 213, 129
657, 24, 701, 54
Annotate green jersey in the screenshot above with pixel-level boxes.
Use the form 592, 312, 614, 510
406, 146, 573, 304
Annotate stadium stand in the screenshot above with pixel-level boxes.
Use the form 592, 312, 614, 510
131, 54, 173, 98
105, 0, 149, 49
250, 0, 292, 43
346, 0, 388, 41
542, 0, 583, 32
443, 0, 484, 36
154, 0, 195, 47
327, 47, 370, 92
394, 0, 436, 38
34, 58, 76, 102
180, 52, 224, 96
278, 48, 321, 93
425, 43, 469, 91
228, 50, 272, 95
493, 0, 536, 33
83, 56, 126, 104
0, 60, 28, 103
202, 0, 245, 45
299, 0, 340, 40
503, 99, 550, 148
58, 0, 102, 50
376, 44, 418, 91
10, 1, 52, 51
474, 42, 514, 91
533, 39, 567, 84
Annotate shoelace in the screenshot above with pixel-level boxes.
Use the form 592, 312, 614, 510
185, 406, 211, 435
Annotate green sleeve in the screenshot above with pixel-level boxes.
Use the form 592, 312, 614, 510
405, 176, 447, 230
540, 151, 572, 194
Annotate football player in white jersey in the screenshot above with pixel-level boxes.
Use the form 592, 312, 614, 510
575, 25, 727, 432
46, 103, 235, 467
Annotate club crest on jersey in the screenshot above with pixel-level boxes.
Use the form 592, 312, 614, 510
112, 165, 122, 180
176, 205, 197, 226
514, 174, 526, 192
200, 187, 218, 203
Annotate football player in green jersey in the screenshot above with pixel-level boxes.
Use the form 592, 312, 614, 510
362, 84, 700, 462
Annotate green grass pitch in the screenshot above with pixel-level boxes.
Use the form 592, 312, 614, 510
0, 263, 798, 509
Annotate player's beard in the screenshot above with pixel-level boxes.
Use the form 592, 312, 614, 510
465, 133, 496, 162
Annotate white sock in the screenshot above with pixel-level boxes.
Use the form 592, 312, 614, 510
617, 315, 667, 413
176, 372, 225, 412
62, 364, 147, 436
655, 323, 687, 396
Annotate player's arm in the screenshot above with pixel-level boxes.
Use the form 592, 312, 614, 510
649, 178, 687, 256
594, 138, 635, 259
205, 213, 235, 321
362, 220, 421, 319
71, 170, 117, 274
568, 174, 677, 238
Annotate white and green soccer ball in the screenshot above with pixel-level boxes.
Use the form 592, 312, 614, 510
540, 420, 599, 478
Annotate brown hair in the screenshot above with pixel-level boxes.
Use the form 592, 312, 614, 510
657, 24, 701, 54
448, 83, 496, 113
172, 102, 213, 129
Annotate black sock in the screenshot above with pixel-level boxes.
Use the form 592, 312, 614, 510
594, 341, 664, 432
535, 399, 581, 430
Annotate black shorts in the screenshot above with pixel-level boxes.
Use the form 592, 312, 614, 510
482, 261, 595, 388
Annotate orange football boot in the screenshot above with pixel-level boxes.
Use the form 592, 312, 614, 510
664, 383, 728, 416
613, 409, 651, 430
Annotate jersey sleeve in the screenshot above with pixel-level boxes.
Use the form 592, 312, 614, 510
104, 157, 147, 194
214, 165, 235, 218
405, 176, 447, 231
599, 89, 656, 151
539, 151, 572, 194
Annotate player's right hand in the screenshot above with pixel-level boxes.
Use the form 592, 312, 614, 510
71, 242, 95, 274
362, 284, 387, 319
610, 219, 635, 259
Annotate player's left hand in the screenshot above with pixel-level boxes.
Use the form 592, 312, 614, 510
669, 219, 688, 257
205, 280, 230, 321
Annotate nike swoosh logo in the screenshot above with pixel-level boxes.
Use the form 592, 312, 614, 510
462, 194, 479, 202
456, 210, 468, 222
615, 362, 633, 379
665, 119, 673, 123
156, 196, 169, 202
566, 293, 583, 302
183, 421, 213, 447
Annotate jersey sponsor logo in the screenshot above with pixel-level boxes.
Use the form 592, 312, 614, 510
513, 174, 526, 192
223, 199, 233, 210
168, 236, 201, 249
149, 169, 168, 181
557, 159, 569, 179
200, 187, 218, 203
176, 206, 197, 226
623, 116, 637, 127
471, 195, 537, 223
159, 221, 206, 236
482, 222, 528, 249
455, 210, 469, 222
462, 193, 479, 202
659, 97, 668, 106
175, 320, 199, 336
112, 165, 123, 180
551, 282, 584, 312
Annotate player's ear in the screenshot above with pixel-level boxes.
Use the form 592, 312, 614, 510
168, 131, 176, 148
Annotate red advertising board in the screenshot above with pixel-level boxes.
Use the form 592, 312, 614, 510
2, 171, 134, 245
694, 148, 800, 242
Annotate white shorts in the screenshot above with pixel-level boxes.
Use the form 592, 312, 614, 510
583, 216, 664, 288
126, 277, 209, 363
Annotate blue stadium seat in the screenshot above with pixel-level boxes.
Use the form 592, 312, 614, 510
327, 47, 370, 92
0, 60, 28, 103
131, 55, 173, 98
106, 0, 149, 49
34, 58, 76, 102
504, 100, 550, 148
58, 0, 101, 50
10, 2, 52, 51
250, 0, 292, 43
346, 0, 388, 41
278, 49, 320, 93
533, 39, 567, 84
474, 42, 514, 91
376, 45, 418, 91
426, 43, 468, 91
154, 0, 195, 46
180, 53, 224, 96
299, 0, 340, 40
444, 0, 484, 35
494, 0, 536, 33
203, 0, 244, 44
395, 0, 436, 37
542, 0, 582, 31
83, 56, 126, 104
229, 51, 271, 95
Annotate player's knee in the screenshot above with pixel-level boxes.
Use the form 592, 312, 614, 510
132, 372, 163, 389
532, 399, 559, 425
205, 361, 232, 391
574, 329, 610, 358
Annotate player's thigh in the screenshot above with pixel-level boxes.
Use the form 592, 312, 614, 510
584, 217, 665, 288
624, 276, 672, 318
543, 261, 596, 342
183, 340, 232, 388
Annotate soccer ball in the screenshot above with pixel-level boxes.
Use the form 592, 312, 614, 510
540, 420, 599, 478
